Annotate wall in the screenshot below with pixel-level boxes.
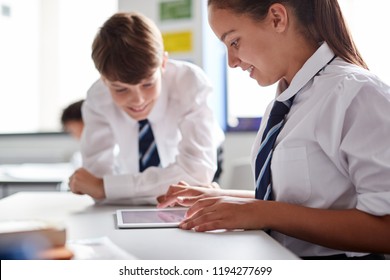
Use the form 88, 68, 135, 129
118, 0, 204, 66
219, 132, 256, 190
0, 0, 41, 132
0, 133, 79, 164
0, 0, 118, 133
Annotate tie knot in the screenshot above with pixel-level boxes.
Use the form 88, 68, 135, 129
270, 96, 294, 118
138, 119, 149, 130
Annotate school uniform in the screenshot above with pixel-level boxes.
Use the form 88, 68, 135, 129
81, 59, 225, 205
251, 42, 390, 257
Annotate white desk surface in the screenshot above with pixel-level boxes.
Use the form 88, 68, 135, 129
0, 192, 299, 260
0, 163, 73, 184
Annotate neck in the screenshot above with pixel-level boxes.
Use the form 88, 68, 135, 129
282, 36, 319, 85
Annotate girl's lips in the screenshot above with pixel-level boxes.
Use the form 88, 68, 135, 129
247, 66, 254, 77
243, 65, 254, 77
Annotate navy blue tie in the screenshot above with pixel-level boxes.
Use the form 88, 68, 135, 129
255, 96, 295, 200
138, 119, 160, 172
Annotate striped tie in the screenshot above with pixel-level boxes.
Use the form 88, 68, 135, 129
138, 119, 160, 172
255, 96, 295, 200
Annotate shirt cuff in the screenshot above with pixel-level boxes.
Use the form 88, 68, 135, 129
357, 192, 390, 216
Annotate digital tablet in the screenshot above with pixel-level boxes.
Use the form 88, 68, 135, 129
116, 208, 188, 229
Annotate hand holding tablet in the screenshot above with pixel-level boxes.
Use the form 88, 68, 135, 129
116, 208, 187, 228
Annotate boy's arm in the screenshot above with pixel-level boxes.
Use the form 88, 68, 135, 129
81, 83, 116, 177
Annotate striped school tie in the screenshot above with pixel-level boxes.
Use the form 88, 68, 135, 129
138, 119, 160, 172
255, 95, 295, 200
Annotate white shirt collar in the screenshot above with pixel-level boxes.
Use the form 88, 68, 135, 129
276, 42, 335, 101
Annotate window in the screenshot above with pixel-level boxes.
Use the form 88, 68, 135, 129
0, 0, 117, 133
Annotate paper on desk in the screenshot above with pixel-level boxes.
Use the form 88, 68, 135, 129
67, 236, 137, 260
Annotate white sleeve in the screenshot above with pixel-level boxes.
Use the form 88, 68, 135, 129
340, 83, 390, 216
80, 84, 116, 177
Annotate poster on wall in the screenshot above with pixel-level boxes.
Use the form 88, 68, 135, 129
159, 0, 192, 21
162, 30, 192, 53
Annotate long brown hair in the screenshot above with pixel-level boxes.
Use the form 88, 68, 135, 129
208, 0, 368, 69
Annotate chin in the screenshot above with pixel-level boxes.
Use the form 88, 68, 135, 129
255, 77, 276, 87
256, 80, 269, 87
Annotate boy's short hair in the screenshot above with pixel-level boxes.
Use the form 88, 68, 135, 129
92, 12, 164, 85
61, 100, 84, 125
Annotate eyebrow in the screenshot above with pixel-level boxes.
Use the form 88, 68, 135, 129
220, 29, 236, 42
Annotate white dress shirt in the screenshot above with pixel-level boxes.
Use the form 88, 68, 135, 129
251, 43, 390, 257
81, 60, 225, 205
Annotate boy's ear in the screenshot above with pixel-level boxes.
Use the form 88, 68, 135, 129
161, 51, 169, 71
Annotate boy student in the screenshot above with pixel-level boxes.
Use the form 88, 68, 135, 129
61, 100, 84, 141
68, 12, 224, 204
61, 99, 85, 168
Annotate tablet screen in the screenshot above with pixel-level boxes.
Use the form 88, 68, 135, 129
116, 208, 187, 228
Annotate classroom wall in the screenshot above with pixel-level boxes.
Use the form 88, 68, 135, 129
118, 0, 204, 66
0, 133, 79, 164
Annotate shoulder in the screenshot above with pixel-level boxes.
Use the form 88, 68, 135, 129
310, 59, 390, 130
85, 78, 114, 107
321, 59, 390, 103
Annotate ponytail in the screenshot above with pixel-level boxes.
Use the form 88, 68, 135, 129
311, 0, 368, 69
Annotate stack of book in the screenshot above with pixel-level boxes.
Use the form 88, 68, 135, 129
0, 220, 73, 260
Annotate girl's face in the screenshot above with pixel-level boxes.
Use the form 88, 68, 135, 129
208, 5, 287, 87
103, 68, 163, 121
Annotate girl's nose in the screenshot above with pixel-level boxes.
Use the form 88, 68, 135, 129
227, 51, 240, 68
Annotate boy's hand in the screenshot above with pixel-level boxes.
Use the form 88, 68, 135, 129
68, 168, 105, 200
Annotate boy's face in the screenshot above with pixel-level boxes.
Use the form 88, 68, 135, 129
103, 68, 162, 121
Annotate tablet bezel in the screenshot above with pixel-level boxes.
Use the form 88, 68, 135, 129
116, 208, 188, 229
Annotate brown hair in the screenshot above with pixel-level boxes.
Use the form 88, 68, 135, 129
208, 0, 368, 69
92, 12, 164, 84
61, 99, 84, 125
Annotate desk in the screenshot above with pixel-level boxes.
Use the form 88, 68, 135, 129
0, 192, 299, 260
0, 163, 73, 197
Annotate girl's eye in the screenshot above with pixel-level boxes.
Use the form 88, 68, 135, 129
230, 39, 239, 48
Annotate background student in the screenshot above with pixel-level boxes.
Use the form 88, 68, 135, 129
158, 0, 390, 259
68, 12, 224, 205
61, 99, 84, 140
61, 99, 85, 168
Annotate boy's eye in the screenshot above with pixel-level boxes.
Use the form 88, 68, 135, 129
115, 88, 127, 93
142, 82, 154, 88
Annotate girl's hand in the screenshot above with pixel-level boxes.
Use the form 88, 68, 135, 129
179, 196, 268, 232
157, 181, 222, 208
